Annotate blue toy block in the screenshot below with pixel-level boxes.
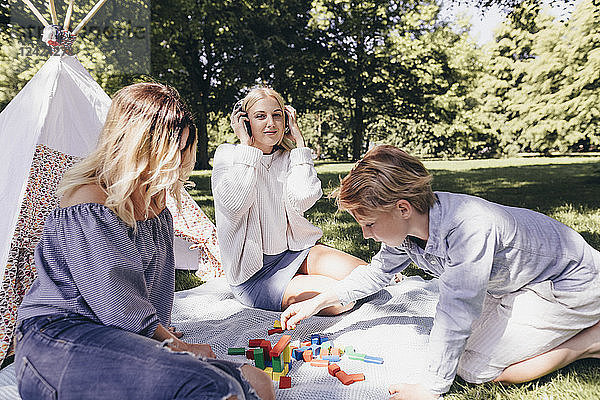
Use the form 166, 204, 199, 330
320, 340, 333, 350
364, 355, 384, 364
311, 334, 320, 345
321, 355, 341, 362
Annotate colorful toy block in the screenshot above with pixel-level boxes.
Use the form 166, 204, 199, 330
249, 339, 263, 347
254, 348, 265, 370
268, 328, 284, 335
335, 370, 354, 385
311, 333, 320, 345
274, 320, 282, 328
272, 355, 283, 373
344, 345, 355, 355
303, 349, 313, 362
270, 334, 292, 358
363, 355, 384, 364
349, 373, 365, 382
227, 347, 246, 355
246, 349, 254, 360
322, 355, 341, 362
263, 367, 273, 379
348, 352, 366, 361
283, 344, 292, 363
279, 376, 291, 389
310, 359, 329, 367
259, 340, 272, 362
328, 363, 341, 376
301, 341, 311, 347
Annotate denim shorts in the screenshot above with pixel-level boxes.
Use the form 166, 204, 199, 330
15, 313, 259, 400
230, 248, 311, 311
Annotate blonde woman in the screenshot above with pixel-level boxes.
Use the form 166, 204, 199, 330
15, 83, 274, 400
211, 87, 364, 313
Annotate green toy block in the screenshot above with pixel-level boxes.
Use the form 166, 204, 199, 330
348, 352, 366, 361
228, 347, 246, 355
344, 345, 355, 355
272, 355, 283, 373
254, 348, 265, 370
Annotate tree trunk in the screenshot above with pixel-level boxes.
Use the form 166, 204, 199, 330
194, 103, 210, 170
352, 93, 365, 161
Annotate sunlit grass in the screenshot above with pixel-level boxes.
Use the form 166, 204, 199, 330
179, 156, 600, 399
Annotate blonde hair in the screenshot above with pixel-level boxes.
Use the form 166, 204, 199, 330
57, 82, 197, 228
240, 87, 295, 151
335, 145, 435, 220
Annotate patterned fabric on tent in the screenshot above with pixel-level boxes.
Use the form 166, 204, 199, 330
0, 145, 79, 362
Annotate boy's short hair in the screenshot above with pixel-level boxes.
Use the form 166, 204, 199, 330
336, 145, 435, 219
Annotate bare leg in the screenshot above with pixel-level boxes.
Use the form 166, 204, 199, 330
495, 321, 600, 384
240, 365, 275, 400
282, 244, 364, 314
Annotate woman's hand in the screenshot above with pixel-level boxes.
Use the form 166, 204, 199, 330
389, 383, 439, 400
284, 105, 305, 148
230, 108, 253, 146
281, 297, 322, 330
168, 326, 183, 338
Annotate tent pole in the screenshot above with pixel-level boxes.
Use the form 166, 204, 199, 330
72, 0, 109, 35
64, 0, 75, 31
47, 0, 58, 25
21, 0, 50, 26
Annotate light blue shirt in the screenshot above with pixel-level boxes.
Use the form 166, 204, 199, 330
334, 192, 600, 394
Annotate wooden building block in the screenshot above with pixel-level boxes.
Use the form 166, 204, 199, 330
268, 328, 284, 335
335, 370, 354, 385
254, 348, 265, 370
303, 349, 313, 362
349, 373, 365, 382
310, 359, 329, 367
279, 376, 292, 389
270, 335, 292, 357
328, 363, 341, 376
249, 339, 263, 347
227, 347, 246, 355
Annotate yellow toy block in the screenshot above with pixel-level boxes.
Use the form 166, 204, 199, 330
273, 371, 284, 381
263, 367, 273, 380
283, 363, 289, 375
274, 320, 281, 328
283, 344, 291, 363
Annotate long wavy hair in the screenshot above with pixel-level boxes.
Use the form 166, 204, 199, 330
240, 87, 295, 151
57, 82, 197, 228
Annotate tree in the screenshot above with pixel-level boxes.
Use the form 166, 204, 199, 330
151, 0, 317, 169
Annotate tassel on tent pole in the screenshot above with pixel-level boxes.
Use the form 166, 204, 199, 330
21, 0, 50, 26
64, 0, 75, 31
72, 0, 110, 35
47, 0, 58, 25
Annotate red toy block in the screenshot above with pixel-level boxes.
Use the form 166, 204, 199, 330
246, 349, 254, 360
249, 339, 262, 347
270, 334, 292, 357
328, 363, 341, 376
259, 340, 272, 362
268, 328, 284, 335
348, 373, 365, 382
301, 341, 311, 347
303, 349, 313, 362
279, 376, 292, 389
335, 370, 354, 385
310, 359, 329, 367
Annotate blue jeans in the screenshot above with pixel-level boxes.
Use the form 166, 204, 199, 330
15, 313, 259, 400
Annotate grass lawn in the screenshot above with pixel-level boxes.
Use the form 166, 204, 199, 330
182, 155, 600, 399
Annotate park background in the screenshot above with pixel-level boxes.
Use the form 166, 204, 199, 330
2, 0, 600, 398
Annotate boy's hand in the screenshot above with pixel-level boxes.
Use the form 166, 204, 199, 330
280, 297, 321, 330
389, 383, 439, 400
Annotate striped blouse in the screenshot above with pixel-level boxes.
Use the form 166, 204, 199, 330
17, 203, 175, 337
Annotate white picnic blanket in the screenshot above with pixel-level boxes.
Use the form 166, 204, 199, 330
0, 276, 439, 399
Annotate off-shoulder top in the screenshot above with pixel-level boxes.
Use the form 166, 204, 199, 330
17, 203, 175, 337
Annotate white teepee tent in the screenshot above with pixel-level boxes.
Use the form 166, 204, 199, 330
0, 0, 222, 365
